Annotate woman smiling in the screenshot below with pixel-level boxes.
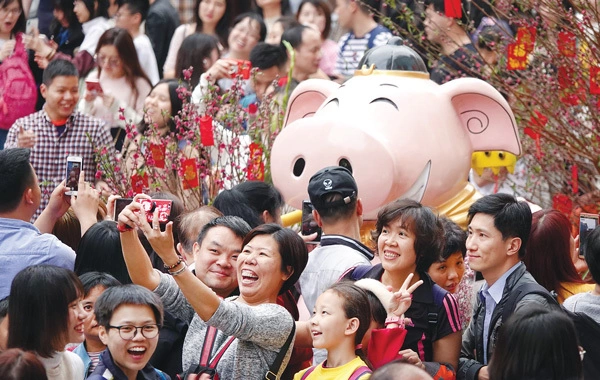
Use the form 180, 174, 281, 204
118, 202, 308, 379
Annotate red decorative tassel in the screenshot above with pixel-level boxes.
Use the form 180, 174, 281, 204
444, 0, 461, 18
200, 115, 214, 146
181, 158, 199, 189
572, 165, 578, 194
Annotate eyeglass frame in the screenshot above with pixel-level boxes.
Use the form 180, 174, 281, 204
0, 7, 22, 16
107, 324, 160, 340
95, 54, 122, 68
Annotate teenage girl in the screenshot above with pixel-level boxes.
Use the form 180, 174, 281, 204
295, 282, 373, 380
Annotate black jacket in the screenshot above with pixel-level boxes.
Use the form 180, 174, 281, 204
88, 349, 170, 380
457, 262, 555, 380
145, 0, 179, 77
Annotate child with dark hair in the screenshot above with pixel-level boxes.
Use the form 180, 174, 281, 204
72, 272, 121, 377
88, 284, 167, 380
0, 348, 49, 380
295, 282, 373, 379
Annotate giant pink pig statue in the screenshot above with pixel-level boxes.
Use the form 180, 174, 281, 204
271, 39, 521, 229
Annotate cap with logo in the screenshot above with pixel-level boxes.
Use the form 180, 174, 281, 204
307, 166, 358, 210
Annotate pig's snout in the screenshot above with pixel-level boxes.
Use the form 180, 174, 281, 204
271, 117, 396, 212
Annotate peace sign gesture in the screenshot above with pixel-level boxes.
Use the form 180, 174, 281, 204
388, 273, 423, 317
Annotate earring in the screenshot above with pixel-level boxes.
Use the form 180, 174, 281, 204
203, 58, 209, 68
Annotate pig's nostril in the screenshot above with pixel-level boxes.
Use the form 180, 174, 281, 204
339, 158, 353, 173
293, 158, 305, 177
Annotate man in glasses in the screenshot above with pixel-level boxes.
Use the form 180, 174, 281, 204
89, 284, 168, 380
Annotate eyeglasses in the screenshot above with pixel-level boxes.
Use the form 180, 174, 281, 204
96, 55, 121, 68
107, 324, 160, 340
0, 7, 21, 16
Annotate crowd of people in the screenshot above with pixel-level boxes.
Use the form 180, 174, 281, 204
0, 0, 598, 379
1, 147, 599, 380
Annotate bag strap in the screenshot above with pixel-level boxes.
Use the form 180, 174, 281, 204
199, 326, 218, 366
299, 365, 317, 380
208, 335, 236, 368
501, 282, 558, 324
349, 365, 372, 380
265, 321, 296, 380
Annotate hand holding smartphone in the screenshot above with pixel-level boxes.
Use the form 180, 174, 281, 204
65, 156, 82, 196
301, 200, 322, 243
85, 79, 103, 95
579, 213, 599, 259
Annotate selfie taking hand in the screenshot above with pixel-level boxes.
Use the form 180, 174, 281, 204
70, 170, 100, 235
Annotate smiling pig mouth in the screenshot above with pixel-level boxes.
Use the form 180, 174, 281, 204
398, 160, 431, 203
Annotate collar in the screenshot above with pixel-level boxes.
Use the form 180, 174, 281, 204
98, 350, 159, 379
42, 107, 77, 125
319, 234, 374, 260
481, 262, 521, 304
0, 217, 39, 232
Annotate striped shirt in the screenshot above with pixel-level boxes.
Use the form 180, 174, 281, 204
335, 25, 393, 77
4, 109, 111, 219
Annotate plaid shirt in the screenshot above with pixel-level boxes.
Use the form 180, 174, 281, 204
4, 109, 112, 219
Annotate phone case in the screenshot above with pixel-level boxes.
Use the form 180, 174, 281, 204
140, 199, 172, 224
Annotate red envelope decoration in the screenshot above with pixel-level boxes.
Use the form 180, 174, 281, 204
149, 143, 166, 169
200, 115, 214, 146
590, 66, 600, 94
516, 27, 536, 53
558, 31, 576, 57
246, 143, 265, 181
181, 158, 199, 189
444, 0, 461, 18
507, 43, 528, 70
131, 172, 148, 194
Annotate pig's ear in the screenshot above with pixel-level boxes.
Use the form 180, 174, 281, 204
440, 78, 522, 156
283, 79, 340, 127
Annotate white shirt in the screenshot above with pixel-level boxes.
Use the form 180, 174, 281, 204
134, 34, 160, 85
80, 17, 111, 56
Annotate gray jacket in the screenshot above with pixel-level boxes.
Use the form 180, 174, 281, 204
457, 262, 555, 380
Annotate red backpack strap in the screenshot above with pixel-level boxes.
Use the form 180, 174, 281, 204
199, 326, 218, 366
349, 365, 372, 380
300, 365, 317, 380
208, 335, 236, 368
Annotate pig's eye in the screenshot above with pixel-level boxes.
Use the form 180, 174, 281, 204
324, 98, 339, 107
293, 158, 306, 177
370, 97, 398, 111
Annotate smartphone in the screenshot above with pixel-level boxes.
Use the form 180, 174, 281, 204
229, 59, 252, 80
65, 156, 82, 196
301, 200, 321, 243
140, 199, 173, 224
85, 79, 103, 95
579, 213, 599, 259
114, 198, 133, 219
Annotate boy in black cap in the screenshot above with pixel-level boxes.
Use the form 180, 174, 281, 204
299, 165, 373, 322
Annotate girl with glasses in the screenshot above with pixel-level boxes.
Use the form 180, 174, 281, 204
80, 27, 152, 151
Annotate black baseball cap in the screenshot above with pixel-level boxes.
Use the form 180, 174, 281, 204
308, 166, 358, 210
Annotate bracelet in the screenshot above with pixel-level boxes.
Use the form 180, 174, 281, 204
164, 256, 183, 270
168, 261, 187, 276
116, 223, 133, 233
